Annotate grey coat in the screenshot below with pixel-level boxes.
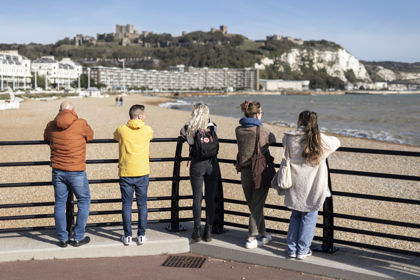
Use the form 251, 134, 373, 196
235, 125, 276, 169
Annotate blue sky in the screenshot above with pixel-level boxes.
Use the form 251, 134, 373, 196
1, 0, 419, 62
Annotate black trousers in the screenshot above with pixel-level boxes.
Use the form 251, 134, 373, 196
190, 158, 219, 227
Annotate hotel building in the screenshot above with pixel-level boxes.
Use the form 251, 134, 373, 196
89, 65, 259, 91
31, 56, 82, 89
0, 50, 32, 90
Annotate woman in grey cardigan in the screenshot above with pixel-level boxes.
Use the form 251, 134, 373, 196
235, 100, 276, 249
283, 111, 340, 260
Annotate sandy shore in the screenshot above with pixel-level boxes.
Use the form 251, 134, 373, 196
0, 95, 419, 252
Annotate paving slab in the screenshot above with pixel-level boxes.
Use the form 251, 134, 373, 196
0, 222, 419, 280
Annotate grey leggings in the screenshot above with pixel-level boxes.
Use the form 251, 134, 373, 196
190, 158, 219, 227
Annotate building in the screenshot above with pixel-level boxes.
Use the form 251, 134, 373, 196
260, 79, 310, 91
31, 56, 82, 89
0, 50, 32, 90
115, 24, 139, 40
74, 34, 96, 46
89, 65, 259, 91
266, 35, 303, 45
210, 25, 228, 34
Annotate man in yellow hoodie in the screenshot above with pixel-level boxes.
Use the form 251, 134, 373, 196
113, 104, 153, 246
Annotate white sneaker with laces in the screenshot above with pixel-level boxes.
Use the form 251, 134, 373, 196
296, 249, 312, 260
245, 239, 263, 249
261, 234, 272, 244
137, 235, 146, 245
121, 235, 132, 246
288, 252, 296, 258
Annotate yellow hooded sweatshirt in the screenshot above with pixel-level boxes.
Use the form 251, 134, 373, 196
113, 119, 154, 177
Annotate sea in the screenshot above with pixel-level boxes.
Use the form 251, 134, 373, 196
159, 94, 420, 147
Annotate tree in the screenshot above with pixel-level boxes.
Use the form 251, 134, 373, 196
31, 73, 45, 89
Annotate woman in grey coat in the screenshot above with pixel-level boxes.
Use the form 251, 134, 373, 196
235, 100, 276, 249
283, 111, 340, 260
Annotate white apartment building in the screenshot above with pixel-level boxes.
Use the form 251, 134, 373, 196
89, 65, 259, 91
31, 56, 82, 89
0, 50, 32, 90
260, 79, 310, 91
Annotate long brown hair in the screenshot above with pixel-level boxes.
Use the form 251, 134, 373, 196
298, 111, 323, 165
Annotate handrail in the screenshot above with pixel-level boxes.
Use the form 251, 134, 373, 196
0, 138, 419, 256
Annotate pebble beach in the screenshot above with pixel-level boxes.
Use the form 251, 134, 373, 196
0, 95, 419, 253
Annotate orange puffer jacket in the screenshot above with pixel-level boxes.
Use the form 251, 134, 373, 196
44, 109, 94, 171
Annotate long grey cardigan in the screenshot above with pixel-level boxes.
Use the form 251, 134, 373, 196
282, 129, 340, 212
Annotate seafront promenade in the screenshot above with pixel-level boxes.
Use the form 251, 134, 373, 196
1, 223, 419, 280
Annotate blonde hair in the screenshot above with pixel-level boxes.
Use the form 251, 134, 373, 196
186, 103, 210, 138
299, 111, 323, 165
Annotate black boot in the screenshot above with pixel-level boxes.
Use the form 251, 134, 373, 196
202, 224, 212, 242
191, 226, 202, 242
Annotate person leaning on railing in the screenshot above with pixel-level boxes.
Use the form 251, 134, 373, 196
180, 103, 220, 243
282, 111, 340, 260
114, 104, 154, 246
235, 100, 276, 249
43, 101, 94, 248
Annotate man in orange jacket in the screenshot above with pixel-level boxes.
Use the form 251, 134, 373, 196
44, 101, 94, 248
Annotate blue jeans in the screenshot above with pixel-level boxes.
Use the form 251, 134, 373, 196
287, 210, 318, 255
52, 169, 91, 242
119, 175, 149, 237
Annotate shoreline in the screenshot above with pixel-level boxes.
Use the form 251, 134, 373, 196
1, 95, 419, 253
154, 95, 420, 150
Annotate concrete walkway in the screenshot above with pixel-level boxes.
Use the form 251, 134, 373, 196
0, 223, 419, 280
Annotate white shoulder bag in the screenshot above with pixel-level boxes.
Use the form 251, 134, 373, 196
271, 141, 292, 192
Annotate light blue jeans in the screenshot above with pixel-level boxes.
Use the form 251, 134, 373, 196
119, 175, 149, 237
287, 210, 318, 255
52, 169, 91, 242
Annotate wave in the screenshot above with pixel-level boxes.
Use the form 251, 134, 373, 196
158, 99, 195, 109
270, 120, 406, 144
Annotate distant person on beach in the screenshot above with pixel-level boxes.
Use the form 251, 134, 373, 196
283, 111, 340, 260
180, 103, 220, 242
114, 104, 153, 246
115, 96, 119, 105
43, 101, 94, 248
119, 96, 123, 107
235, 100, 276, 249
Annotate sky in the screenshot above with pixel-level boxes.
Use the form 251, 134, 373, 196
1, 0, 419, 62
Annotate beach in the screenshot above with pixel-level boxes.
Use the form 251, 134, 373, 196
0, 95, 419, 252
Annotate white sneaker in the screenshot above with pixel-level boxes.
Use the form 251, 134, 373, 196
296, 249, 312, 260
288, 252, 296, 258
137, 235, 146, 245
245, 239, 263, 249
121, 235, 132, 246
261, 234, 272, 244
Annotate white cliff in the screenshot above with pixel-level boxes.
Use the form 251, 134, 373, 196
258, 47, 372, 82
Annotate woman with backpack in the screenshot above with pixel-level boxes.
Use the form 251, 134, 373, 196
180, 103, 220, 242
283, 111, 340, 260
235, 100, 276, 249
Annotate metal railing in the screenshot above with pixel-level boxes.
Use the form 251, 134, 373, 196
0, 138, 419, 256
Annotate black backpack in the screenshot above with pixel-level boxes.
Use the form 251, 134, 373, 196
190, 126, 219, 160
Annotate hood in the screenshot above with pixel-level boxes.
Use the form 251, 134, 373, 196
126, 119, 146, 130
54, 109, 78, 130
239, 117, 262, 127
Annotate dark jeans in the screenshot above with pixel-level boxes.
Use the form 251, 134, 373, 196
119, 175, 149, 237
190, 158, 219, 227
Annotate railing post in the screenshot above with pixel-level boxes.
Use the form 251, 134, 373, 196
167, 136, 185, 232
66, 190, 75, 238
318, 159, 337, 253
